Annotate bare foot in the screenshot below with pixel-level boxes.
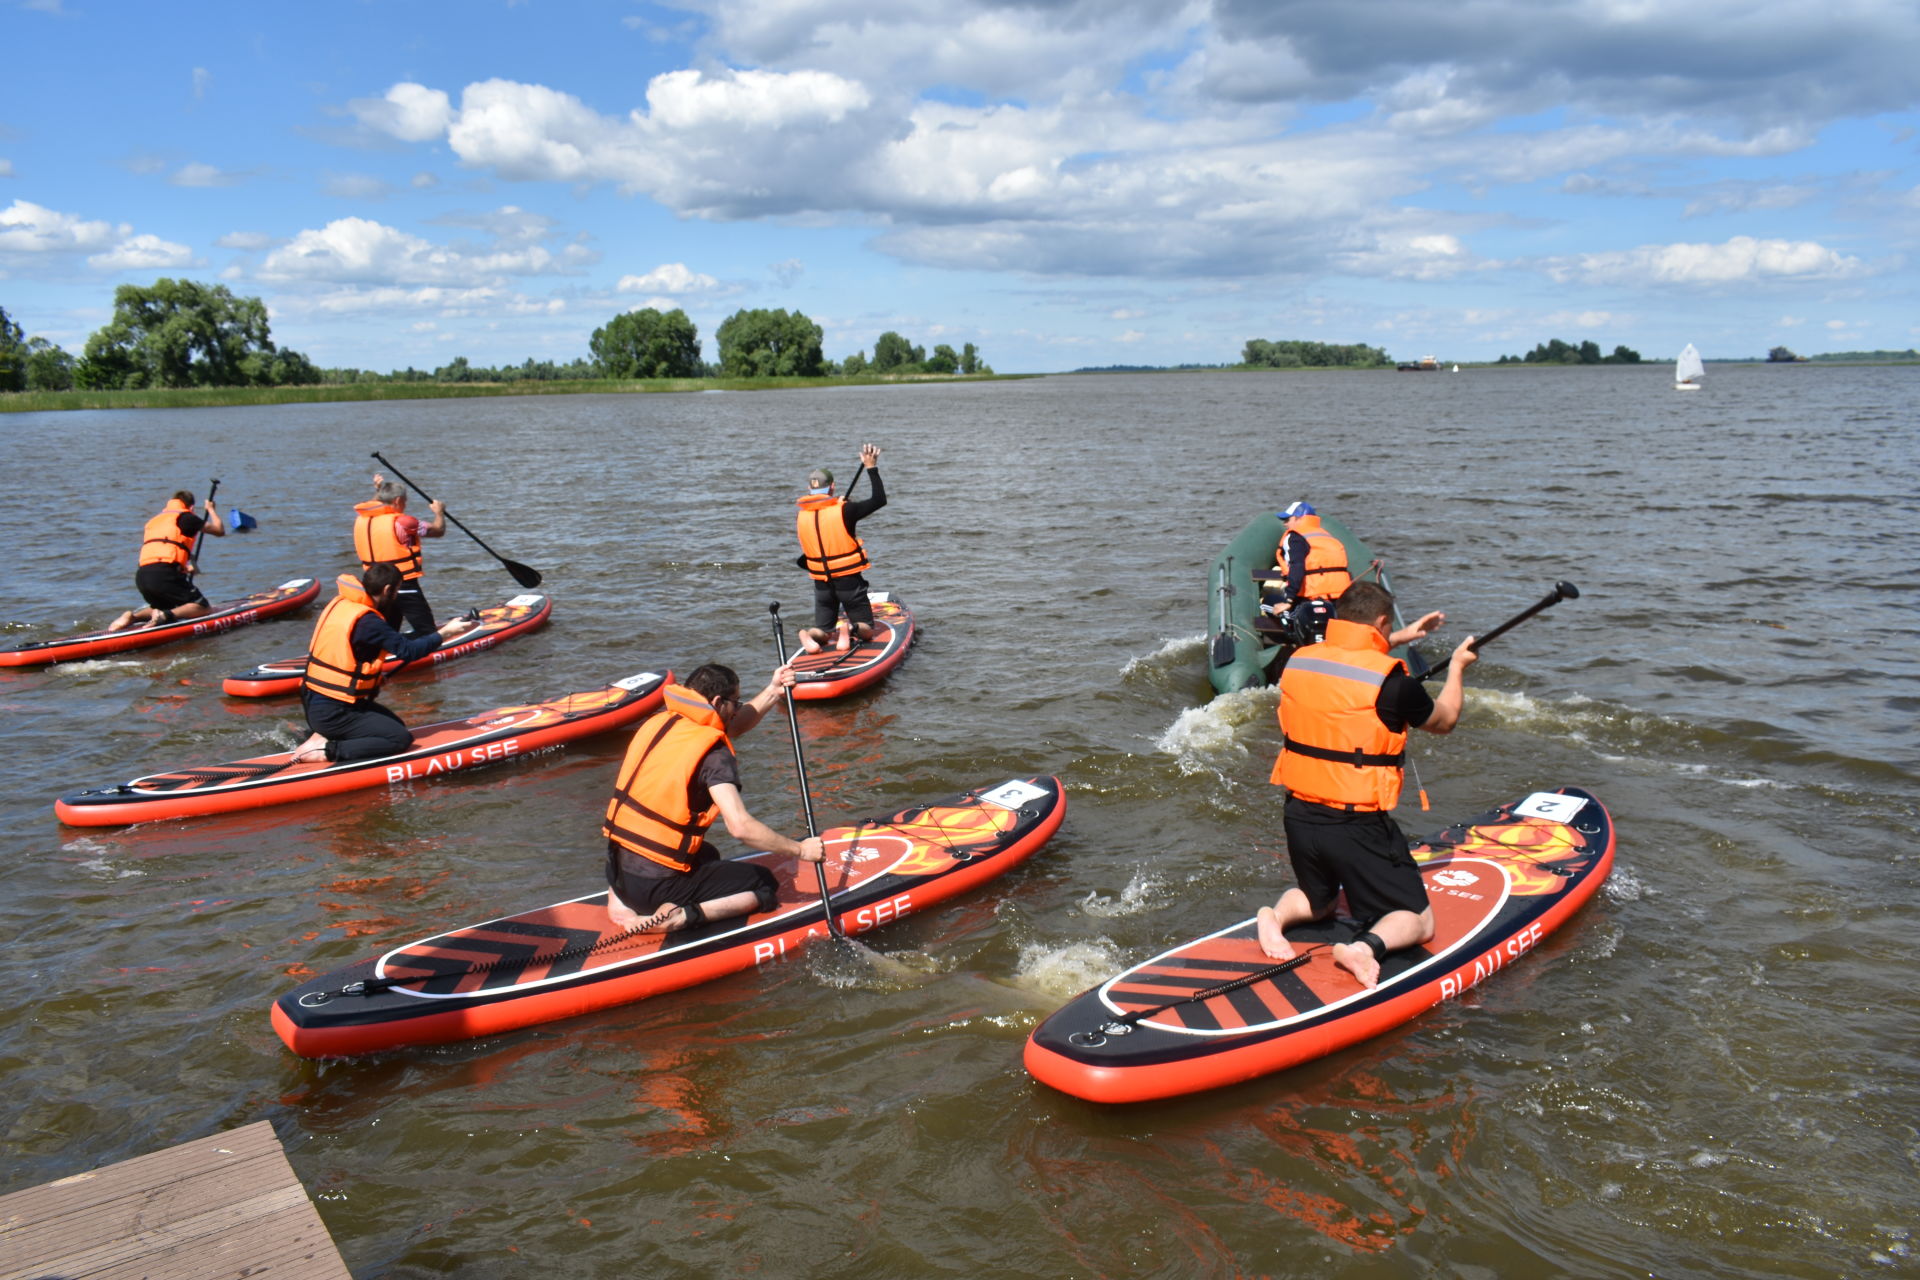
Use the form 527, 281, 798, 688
1332, 940, 1382, 988
607, 897, 649, 932
107, 611, 136, 633
834, 626, 852, 651
798, 629, 824, 654
289, 734, 330, 765
1255, 906, 1295, 961
631, 903, 688, 933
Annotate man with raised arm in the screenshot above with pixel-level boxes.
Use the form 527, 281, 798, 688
1257, 579, 1477, 987
354, 475, 447, 635
794, 442, 886, 653
602, 662, 826, 933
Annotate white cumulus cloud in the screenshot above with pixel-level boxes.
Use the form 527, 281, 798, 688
1552, 235, 1868, 286
0, 199, 122, 253
88, 232, 194, 271
260, 214, 594, 286
616, 262, 718, 294
349, 82, 455, 142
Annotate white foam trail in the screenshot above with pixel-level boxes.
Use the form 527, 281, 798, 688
1079, 869, 1168, 918
1155, 685, 1274, 776
1011, 940, 1122, 1000
1120, 633, 1205, 680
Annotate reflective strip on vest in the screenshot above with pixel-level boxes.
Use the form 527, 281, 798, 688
139, 502, 194, 568
795, 496, 870, 582
1272, 621, 1407, 810
602, 705, 729, 872
353, 508, 424, 580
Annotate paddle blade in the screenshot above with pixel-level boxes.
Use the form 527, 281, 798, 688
1210, 629, 1236, 668
503, 559, 542, 588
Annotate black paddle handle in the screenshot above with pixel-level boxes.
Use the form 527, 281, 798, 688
1418, 581, 1579, 679
188, 477, 220, 571
770, 602, 843, 938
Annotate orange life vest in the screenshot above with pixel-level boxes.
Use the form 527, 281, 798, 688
1270, 618, 1407, 811
1279, 515, 1352, 599
302, 575, 385, 704
139, 499, 195, 568
795, 493, 870, 582
352, 501, 423, 580
602, 684, 736, 873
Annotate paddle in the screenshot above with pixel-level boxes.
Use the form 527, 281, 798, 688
369, 452, 542, 588
188, 477, 220, 576
1416, 581, 1581, 680
769, 601, 846, 940
1210, 556, 1236, 668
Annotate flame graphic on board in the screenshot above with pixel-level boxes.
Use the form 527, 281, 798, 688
1415, 817, 1588, 897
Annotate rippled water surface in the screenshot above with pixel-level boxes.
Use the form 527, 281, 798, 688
3, 366, 1917, 1277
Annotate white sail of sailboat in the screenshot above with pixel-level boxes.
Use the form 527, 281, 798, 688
1675, 343, 1704, 390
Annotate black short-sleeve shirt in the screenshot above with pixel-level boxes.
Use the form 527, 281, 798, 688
689, 742, 741, 815
1375, 670, 1435, 733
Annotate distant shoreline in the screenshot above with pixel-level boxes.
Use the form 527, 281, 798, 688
0, 372, 1033, 415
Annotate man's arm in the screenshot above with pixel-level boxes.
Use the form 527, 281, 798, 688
725, 664, 797, 737
419, 499, 447, 539
710, 783, 824, 861
198, 500, 226, 538
1417, 637, 1478, 735
844, 468, 886, 524
352, 610, 471, 663
1281, 531, 1306, 600
1388, 610, 1444, 648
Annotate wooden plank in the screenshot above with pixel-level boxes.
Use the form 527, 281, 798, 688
0, 1121, 350, 1280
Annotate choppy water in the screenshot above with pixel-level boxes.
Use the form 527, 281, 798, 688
2, 365, 1916, 1278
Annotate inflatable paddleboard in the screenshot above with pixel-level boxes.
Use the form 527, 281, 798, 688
790, 592, 913, 700
0, 578, 321, 669
1025, 787, 1613, 1103
221, 593, 553, 697
272, 776, 1065, 1057
54, 671, 668, 827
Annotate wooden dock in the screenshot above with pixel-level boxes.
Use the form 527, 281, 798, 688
0, 1120, 350, 1279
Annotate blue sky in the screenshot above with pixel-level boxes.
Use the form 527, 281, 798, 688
3, 0, 1916, 373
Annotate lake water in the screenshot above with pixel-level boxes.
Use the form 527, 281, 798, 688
1, 365, 1916, 1277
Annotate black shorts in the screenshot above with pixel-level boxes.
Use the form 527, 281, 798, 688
1281, 796, 1428, 927
606, 841, 779, 916
811, 574, 874, 630
393, 581, 435, 634
134, 563, 208, 612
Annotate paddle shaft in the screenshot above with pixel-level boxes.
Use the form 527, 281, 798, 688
370, 452, 542, 587
1418, 582, 1579, 679
770, 604, 845, 938
188, 478, 220, 573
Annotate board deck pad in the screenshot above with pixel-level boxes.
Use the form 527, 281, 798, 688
54, 671, 667, 826
0, 578, 320, 668
1024, 787, 1614, 1103
790, 593, 913, 700
221, 592, 552, 697
273, 776, 1066, 1056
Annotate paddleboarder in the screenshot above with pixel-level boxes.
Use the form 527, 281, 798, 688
602, 663, 825, 934
354, 476, 447, 634
1256, 580, 1476, 987
290, 565, 474, 764
108, 489, 227, 631
795, 442, 886, 653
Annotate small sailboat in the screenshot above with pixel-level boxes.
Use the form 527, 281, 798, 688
1675, 343, 1704, 391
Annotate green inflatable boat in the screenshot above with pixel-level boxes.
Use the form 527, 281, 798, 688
1206, 511, 1428, 697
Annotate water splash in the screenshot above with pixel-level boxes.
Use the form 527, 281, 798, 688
1120, 634, 1206, 682
1079, 868, 1168, 918
1011, 939, 1123, 999
1154, 685, 1274, 777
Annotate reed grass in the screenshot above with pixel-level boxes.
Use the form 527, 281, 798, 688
0, 373, 1027, 414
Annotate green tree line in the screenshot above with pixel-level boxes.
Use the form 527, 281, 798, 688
1494, 339, 1641, 365
1241, 339, 1392, 368
4, 286, 994, 392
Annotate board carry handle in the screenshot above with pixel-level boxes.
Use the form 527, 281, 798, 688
1069, 948, 1325, 1047
770, 601, 846, 939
